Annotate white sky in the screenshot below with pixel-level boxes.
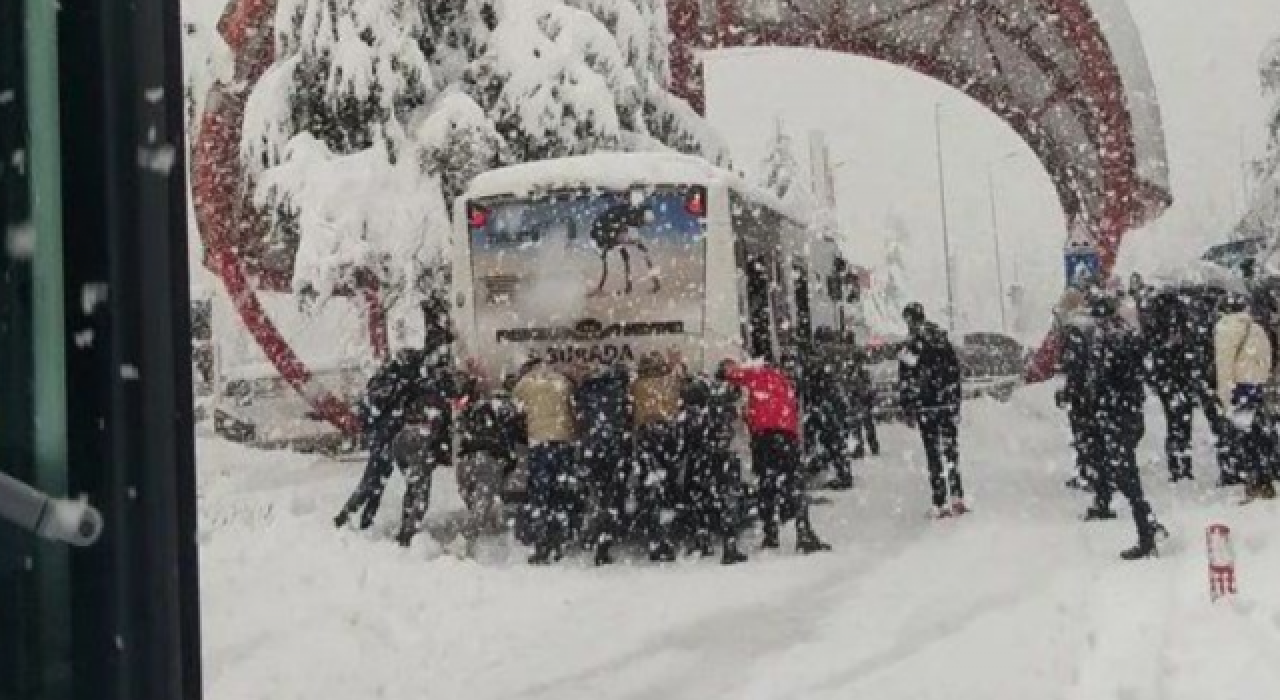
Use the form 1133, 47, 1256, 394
706, 1, 1280, 337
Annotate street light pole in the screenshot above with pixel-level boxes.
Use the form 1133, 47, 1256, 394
986, 167, 1008, 334
934, 102, 956, 331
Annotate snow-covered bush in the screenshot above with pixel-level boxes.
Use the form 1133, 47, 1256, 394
237, 0, 728, 323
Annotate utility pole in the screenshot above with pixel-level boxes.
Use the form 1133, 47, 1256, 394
934, 102, 956, 331
986, 168, 1008, 334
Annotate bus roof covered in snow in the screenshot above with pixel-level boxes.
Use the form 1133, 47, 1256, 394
463, 152, 808, 225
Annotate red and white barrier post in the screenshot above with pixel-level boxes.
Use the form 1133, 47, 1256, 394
1206, 523, 1236, 601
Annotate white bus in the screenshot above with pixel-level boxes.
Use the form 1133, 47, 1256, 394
450, 153, 865, 379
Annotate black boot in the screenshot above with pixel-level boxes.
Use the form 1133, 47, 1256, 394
1083, 505, 1118, 521
825, 474, 854, 491
333, 509, 351, 528
689, 533, 714, 558
761, 523, 780, 549
594, 541, 615, 566
395, 528, 416, 548
528, 544, 554, 566
1120, 538, 1158, 560
721, 538, 748, 565
1217, 471, 1244, 488
796, 532, 832, 554
648, 541, 676, 563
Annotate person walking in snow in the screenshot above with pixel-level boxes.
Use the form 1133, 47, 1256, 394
677, 373, 749, 565
1081, 291, 1165, 559
1213, 293, 1277, 503
630, 351, 685, 562
719, 358, 831, 554
512, 358, 578, 564
897, 303, 967, 518
573, 361, 634, 566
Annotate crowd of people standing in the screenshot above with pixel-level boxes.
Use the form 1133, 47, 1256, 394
331, 271, 1280, 567
1055, 271, 1280, 560
330, 297, 938, 565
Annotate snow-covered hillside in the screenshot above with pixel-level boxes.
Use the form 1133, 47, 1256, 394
198, 386, 1280, 700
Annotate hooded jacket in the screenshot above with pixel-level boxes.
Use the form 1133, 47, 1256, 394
1214, 311, 1273, 408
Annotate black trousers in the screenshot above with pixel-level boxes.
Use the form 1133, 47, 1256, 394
1067, 403, 1098, 484
636, 422, 680, 547
684, 448, 742, 541
750, 431, 815, 537
1093, 423, 1156, 544
1223, 406, 1277, 487
860, 409, 880, 456
340, 426, 439, 541
1154, 388, 1195, 478
917, 409, 963, 508
581, 434, 632, 547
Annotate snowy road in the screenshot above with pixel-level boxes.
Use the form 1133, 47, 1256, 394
198, 386, 1280, 700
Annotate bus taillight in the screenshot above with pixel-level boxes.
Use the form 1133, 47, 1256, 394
685, 187, 706, 218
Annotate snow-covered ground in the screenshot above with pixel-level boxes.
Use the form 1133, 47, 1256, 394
198, 385, 1280, 700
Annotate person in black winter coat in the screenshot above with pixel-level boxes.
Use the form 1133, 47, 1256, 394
334, 296, 457, 545
573, 362, 634, 566
1056, 317, 1098, 491
1141, 289, 1220, 482
455, 377, 523, 546
843, 335, 880, 459
898, 303, 967, 516
333, 344, 458, 546
1082, 293, 1165, 559
803, 328, 853, 488
677, 374, 748, 565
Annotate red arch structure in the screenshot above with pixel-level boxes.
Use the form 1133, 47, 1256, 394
668, 0, 1172, 378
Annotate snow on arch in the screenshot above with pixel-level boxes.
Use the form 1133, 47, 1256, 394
667, 0, 1173, 264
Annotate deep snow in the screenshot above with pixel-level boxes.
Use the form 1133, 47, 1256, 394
198, 385, 1280, 700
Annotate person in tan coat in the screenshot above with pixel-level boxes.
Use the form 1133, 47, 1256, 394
630, 351, 685, 561
1214, 295, 1277, 502
512, 359, 577, 563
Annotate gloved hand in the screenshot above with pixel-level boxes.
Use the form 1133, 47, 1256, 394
1054, 389, 1068, 409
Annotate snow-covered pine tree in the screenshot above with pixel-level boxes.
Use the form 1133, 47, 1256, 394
235, 0, 728, 327
1244, 37, 1280, 241
757, 116, 801, 200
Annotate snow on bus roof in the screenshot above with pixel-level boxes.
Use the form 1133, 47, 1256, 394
465, 152, 808, 224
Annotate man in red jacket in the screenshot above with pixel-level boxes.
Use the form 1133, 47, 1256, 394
719, 358, 831, 554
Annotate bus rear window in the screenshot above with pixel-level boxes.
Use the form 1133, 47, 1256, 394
468, 187, 705, 251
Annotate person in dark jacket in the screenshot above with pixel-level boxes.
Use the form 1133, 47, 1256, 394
844, 334, 880, 459
677, 374, 749, 565
720, 358, 831, 554
1082, 292, 1166, 559
804, 328, 854, 488
455, 377, 522, 548
1141, 289, 1217, 482
573, 362, 634, 566
630, 352, 684, 562
333, 342, 458, 546
898, 303, 967, 517
1056, 316, 1098, 491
